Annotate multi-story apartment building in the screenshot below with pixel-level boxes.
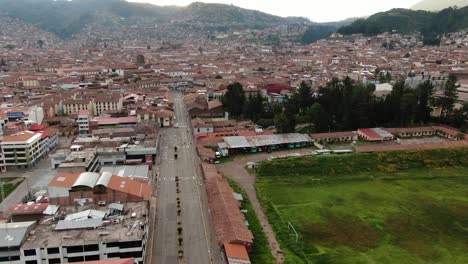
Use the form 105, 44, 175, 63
77, 110, 90, 136
21, 76, 40, 87
40, 130, 59, 155
0, 145, 5, 172
0, 131, 43, 169
0, 129, 58, 170
94, 96, 123, 115
63, 99, 92, 116
62, 96, 123, 116
0, 202, 148, 264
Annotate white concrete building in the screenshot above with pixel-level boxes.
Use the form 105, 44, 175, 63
40, 131, 59, 155
26, 106, 44, 125
77, 110, 90, 136
20, 202, 148, 264
0, 131, 43, 169
0, 221, 37, 263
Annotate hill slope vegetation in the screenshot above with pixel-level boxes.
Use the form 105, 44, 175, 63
0, 0, 308, 39
412, 0, 468, 11
338, 6, 468, 45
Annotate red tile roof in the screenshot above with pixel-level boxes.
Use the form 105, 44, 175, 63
39, 131, 49, 139
78, 109, 90, 116
107, 176, 151, 200
224, 242, 251, 262
203, 164, 253, 246
383, 127, 434, 134
311, 131, 356, 139
29, 124, 46, 131
7, 203, 49, 215
197, 144, 216, 159
49, 172, 151, 200
1, 131, 40, 143
432, 125, 464, 137
358, 128, 382, 139
97, 117, 137, 125
49, 172, 82, 188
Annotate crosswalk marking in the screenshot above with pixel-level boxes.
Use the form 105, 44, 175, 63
159, 176, 197, 182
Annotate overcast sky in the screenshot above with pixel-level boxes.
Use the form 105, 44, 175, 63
129, 0, 422, 22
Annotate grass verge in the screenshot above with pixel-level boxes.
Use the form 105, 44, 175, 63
0, 178, 24, 203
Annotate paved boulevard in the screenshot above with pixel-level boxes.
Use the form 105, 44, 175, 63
152, 92, 221, 264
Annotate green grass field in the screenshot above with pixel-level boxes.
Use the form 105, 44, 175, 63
255, 147, 468, 264
0, 178, 23, 202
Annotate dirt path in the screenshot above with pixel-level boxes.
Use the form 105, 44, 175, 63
216, 148, 315, 264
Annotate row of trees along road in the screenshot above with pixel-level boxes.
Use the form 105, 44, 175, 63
221, 76, 467, 134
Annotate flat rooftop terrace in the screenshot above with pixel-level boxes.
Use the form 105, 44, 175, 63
22, 202, 148, 248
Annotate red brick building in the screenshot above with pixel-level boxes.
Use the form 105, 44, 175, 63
48, 171, 151, 206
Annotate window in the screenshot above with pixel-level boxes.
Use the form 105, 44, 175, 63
24, 249, 36, 256
25, 261, 38, 264
107, 252, 119, 258
84, 244, 99, 252
106, 242, 119, 248
119, 240, 142, 249
48, 258, 61, 264
67, 256, 84, 262
65, 245, 83, 253
47, 248, 59, 254
85, 255, 100, 261
107, 251, 142, 258
0, 256, 20, 261
120, 251, 143, 258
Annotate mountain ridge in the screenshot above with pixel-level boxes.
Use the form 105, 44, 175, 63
0, 0, 313, 39
411, 0, 468, 11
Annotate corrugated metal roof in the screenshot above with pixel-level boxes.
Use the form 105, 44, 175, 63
109, 203, 124, 211
55, 219, 103, 231
43, 205, 60, 215
72, 172, 100, 188
100, 165, 149, 178
224, 133, 312, 148
250, 134, 304, 146
0, 221, 35, 247
223, 136, 253, 148
96, 172, 112, 187
65, 210, 106, 221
